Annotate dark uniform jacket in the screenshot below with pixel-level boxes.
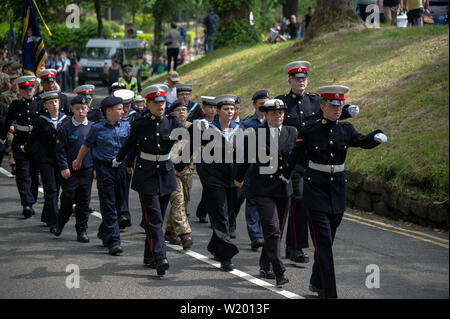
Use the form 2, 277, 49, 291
1, 97, 42, 156
235, 122, 297, 198
36, 92, 71, 116
276, 90, 353, 174
116, 112, 184, 196
285, 118, 383, 214
186, 100, 203, 122
0, 102, 8, 153
87, 108, 104, 123
24, 112, 70, 163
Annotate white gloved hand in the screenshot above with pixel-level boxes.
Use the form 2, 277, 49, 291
280, 175, 290, 183
112, 158, 121, 168
374, 133, 387, 143
347, 105, 359, 118
0, 139, 6, 144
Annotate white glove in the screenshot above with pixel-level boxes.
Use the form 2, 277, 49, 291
0, 139, 6, 144
347, 105, 359, 118
280, 175, 290, 183
112, 158, 121, 168
374, 133, 387, 143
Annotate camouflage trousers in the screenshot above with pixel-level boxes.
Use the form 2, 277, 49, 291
165, 173, 193, 235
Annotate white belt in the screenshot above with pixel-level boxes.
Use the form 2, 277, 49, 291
16, 124, 33, 133
140, 152, 171, 162
308, 160, 344, 174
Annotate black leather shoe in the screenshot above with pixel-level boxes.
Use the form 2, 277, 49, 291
22, 206, 33, 219
290, 249, 309, 263
276, 274, 289, 287
220, 259, 234, 271
198, 217, 208, 223
77, 232, 90, 243
109, 245, 123, 256
119, 216, 131, 230
251, 238, 264, 249
309, 284, 323, 297
144, 258, 156, 269
156, 258, 169, 276
51, 225, 63, 237
230, 232, 236, 239
259, 269, 275, 280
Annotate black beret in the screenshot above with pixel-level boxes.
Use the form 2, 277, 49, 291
101, 96, 123, 109
235, 96, 241, 104
252, 90, 269, 101
166, 99, 184, 113
71, 95, 89, 106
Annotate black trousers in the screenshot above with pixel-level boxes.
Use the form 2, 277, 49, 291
286, 171, 309, 250
118, 171, 131, 222
306, 208, 343, 299
229, 185, 245, 236
253, 196, 290, 276
39, 161, 61, 226
202, 184, 239, 261
196, 191, 208, 219
13, 148, 39, 207
138, 193, 171, 262
58, 169, 93, 233
167, 48, 180, 71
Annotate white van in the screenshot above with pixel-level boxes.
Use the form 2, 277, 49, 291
78, 38, 142, 85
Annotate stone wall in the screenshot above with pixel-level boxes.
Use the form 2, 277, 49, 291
346, 171, 449, 229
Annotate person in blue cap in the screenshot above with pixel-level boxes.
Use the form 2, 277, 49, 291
72, 95, 130, 256
282, 85, 387, 298
21, 90, 70, 229
52, 95, 94, 243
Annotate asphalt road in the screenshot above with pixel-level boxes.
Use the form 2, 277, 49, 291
0, 164, 448, 302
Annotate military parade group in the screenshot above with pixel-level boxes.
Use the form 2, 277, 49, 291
0, 59, 388, 299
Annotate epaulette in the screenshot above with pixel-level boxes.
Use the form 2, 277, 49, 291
306, 92, 320, 97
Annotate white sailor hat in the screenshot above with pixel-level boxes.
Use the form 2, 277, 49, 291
134, 95, 145, 102
176, 83, 193, 92
284, 61, 311, 78
113, 89, 135, 104
141, 84, 168, 102
15, 76, 36, 89
74, 84, 95, 99
201, 96, 216, 106
214, 94, 236, 108
109, 82, 126, 94
259, 99, 286, 112
37, 69, 57, 82
316, 85, 349, 106
40, 90, 60, 101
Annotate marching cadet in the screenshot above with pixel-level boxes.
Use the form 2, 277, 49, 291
113, 89, 136, 230
22, 90, 69, 229
0, 76, 42, 218
36, 69, 71, 115
74, 84, 104, 123
176, 84, 203, 122
194, 96, 217, 224
52, 95, 94, 243
164, 99, 194, 249
235, 98, 296, 288
276, 61, 359, 264
114, 84, 184, 276
0, 61, 22, 94
0, 74, 20, 105
134, 95, 146, 115
282, 85, 387, 298
118, 64, 139, 97
72, 95, 130, 256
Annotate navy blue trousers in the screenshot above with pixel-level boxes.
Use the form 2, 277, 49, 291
39, 161, 61, 226
286, 171, 309, 250
13, 148, 39, 207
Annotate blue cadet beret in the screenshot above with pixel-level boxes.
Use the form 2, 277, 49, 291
167, 99, 185, 113
71, 95, 89, 106
101, 96, 123, 109
252, 90, 269, 101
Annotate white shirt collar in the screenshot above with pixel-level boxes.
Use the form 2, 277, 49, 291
72, 117, 88, 127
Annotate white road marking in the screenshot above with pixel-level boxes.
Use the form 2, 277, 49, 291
0, 167, 14, 178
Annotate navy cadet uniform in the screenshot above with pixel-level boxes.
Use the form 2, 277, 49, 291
36, 70, 71, 116
23, 90, 69, 228
113, 89, 136, 229
82, 96, 130, 255
283, 85, 387, 298
74, 84, 104, 123
115, 84, 183, 276
176, 84, 203, 122
236, 99, 296, 287
276, 61, 359, 264
0, 76, 42, 218
53, 95, 94, 243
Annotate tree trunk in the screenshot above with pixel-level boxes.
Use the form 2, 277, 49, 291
152, 0, 165, 65
282, 0, 298, 19
304, 0, 361, 41
94, 0, 103, 38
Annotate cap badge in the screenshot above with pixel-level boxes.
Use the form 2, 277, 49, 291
156, 92, 161, 96
275, 101, 280, 108
25, 81, 29, 85
335, 93, 340, 98
82, 98, 87, 104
